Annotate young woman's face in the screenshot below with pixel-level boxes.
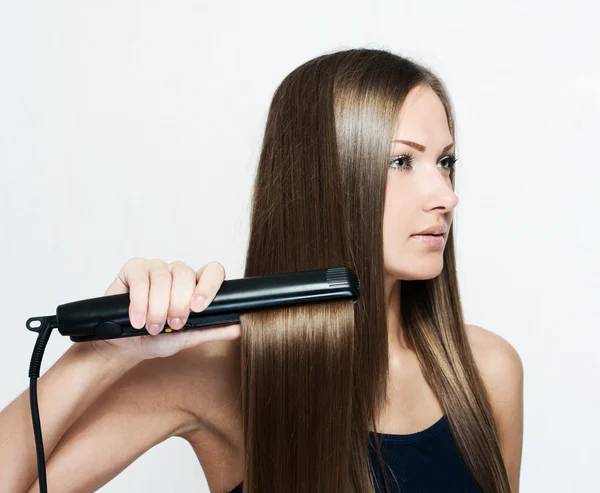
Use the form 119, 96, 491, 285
383, 84, 459, 282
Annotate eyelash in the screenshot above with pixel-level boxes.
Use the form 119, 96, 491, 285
389, 151, 458, 173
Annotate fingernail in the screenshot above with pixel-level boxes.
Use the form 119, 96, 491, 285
191, 295, 206, 312
133, 314, 145, 328
148, 324, 161, 335
169, 317, 183, 330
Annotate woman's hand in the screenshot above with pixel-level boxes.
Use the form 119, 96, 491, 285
89, 258, 241, 365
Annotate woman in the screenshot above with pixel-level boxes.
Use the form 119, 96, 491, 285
0, 48, 523, 493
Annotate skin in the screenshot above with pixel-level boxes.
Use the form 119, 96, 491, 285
383, 83, 458, 357
13, 86, 522, 493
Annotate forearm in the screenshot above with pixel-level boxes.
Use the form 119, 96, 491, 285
0, 342, 139, 492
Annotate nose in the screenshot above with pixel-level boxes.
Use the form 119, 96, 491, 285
419, 170, 459, 212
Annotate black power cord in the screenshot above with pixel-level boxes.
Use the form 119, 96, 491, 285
28, 320, 55, 493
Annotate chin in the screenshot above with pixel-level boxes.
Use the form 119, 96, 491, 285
387, 259, 444, 281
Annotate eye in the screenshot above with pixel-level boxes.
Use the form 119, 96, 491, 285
439, 152, 458, 172
389, 153, 415, 171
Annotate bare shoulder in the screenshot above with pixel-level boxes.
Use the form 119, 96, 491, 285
465, 323, 524, 384
465, 323, 524, 492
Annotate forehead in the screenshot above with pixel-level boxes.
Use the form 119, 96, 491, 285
393, 85, 451, 140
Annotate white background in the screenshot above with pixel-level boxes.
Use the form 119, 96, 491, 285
1, 1, 598, 491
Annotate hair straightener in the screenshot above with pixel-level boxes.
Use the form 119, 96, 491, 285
24, 267, 360, 493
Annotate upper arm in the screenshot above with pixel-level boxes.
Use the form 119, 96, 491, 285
27, 354, 201, 493
466, 324, 524, 493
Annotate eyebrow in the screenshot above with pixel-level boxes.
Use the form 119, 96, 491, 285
392, 140, 455, 153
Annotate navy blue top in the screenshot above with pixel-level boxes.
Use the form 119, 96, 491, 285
227, 414, 481, 492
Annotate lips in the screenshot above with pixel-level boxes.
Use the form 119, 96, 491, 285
411, 232, 445, 248
413, 224, 448, 236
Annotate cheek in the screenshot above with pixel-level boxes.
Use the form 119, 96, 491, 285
383, 187, 411, 241
382, 207, 409, 250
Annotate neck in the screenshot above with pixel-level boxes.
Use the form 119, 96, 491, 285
384, 276, 407, 354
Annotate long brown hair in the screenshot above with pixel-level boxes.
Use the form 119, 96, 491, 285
237, 48, 510, 493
